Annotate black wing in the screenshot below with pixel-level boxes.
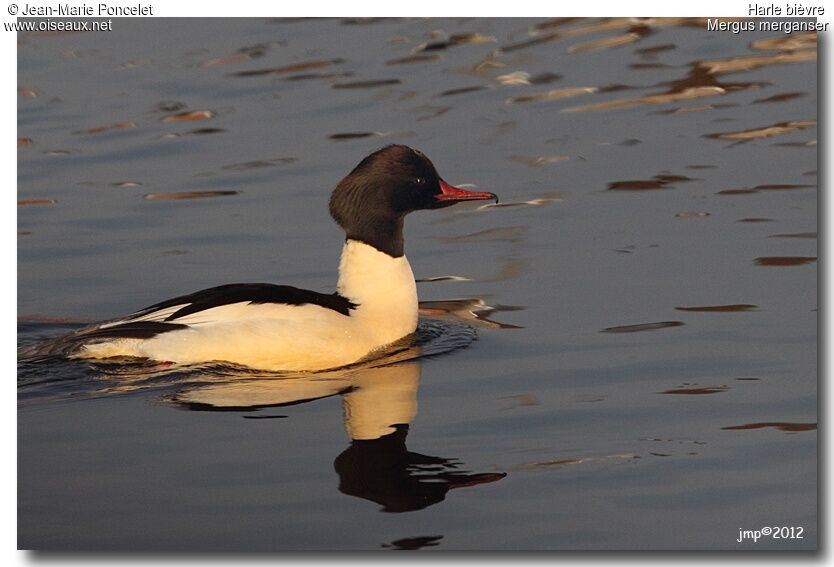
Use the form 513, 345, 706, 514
73, 321, 190, 340
130, 283, 357, 321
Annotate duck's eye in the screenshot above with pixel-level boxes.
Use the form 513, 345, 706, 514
414, 177, 426, 186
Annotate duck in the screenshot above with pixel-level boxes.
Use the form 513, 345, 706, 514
23, 145, 497, 371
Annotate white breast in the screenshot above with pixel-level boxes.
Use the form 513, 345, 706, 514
336, 239, 418, 347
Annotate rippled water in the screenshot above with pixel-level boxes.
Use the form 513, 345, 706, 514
18, 318, 477, 407
18, 18, 816, 550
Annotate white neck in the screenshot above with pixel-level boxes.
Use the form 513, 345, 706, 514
336, 239, 418, 347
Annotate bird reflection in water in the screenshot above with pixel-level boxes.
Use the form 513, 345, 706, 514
335, 362, 506, 513
171, 338, 506, 513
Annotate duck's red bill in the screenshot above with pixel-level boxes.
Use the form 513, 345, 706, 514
435, 179, 497, 203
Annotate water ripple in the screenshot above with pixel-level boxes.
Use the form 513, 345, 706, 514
18, 319, 478, 406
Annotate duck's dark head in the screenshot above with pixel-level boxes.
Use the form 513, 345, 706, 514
329, 145, 497, 257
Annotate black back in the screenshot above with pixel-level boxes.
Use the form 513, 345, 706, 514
131, 283, 357, 321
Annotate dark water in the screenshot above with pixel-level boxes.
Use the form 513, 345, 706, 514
18, 18, 817, 550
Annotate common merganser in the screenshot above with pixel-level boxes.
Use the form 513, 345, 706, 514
24, 145, 497, 371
